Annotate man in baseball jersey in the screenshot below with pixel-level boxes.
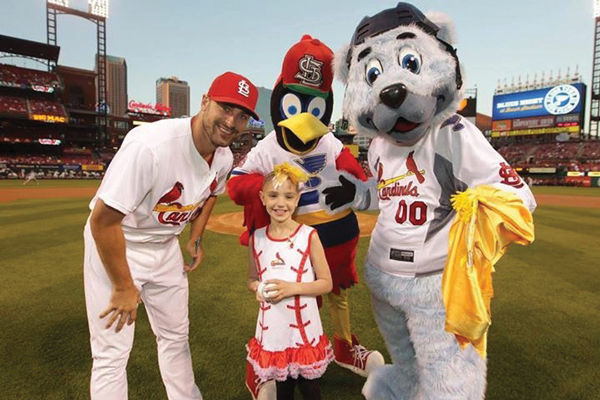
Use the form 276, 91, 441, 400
84, 71, 259, 400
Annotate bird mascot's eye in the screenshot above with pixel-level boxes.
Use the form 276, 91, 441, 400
307, 97, 326, 119
281, 93, 302, 119
365, 58, 383, 86
398, 48, 422, 74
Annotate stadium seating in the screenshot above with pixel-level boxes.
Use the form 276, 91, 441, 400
27, 98, 67, 117
581, 141, 600, 160
0, 64, 62, 91
496, 140, 600, 171
0, 95, 28, 115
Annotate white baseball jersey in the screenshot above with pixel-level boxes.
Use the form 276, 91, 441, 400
366, 115, 536, 277
89, 117, 232, 243
247, 224, 332, 381
231, 131, 346, 225
251, 224, 324, 350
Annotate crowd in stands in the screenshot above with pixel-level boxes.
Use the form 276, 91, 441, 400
232, 151, 246, 169
581, 141, 600, 160
0, 154, 101, 165
0, 95, 28, 115
0, 96, 67, 119
360, 159, 373, 177
3, 135, 600, 182
98, 150, 116, 163
28, 98, 67, 117
0, 64, 62, 91
497, 140, 600, 172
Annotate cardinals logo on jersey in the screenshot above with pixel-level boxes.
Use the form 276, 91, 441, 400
376, 156, 424, 201
498, 162, 524, 188
153, 181, 201, 225
270, 252, 286, 267
406, 151, 425, 184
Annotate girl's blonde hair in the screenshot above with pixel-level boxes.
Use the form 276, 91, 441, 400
262, 162, 309, 191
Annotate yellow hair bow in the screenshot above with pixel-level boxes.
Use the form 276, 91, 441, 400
272, 162, 309, 187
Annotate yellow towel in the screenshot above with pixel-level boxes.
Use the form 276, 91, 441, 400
442, 185, 534, 359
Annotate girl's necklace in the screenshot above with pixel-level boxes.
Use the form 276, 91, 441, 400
271, 225, 299, 248
286, 233, 297, 249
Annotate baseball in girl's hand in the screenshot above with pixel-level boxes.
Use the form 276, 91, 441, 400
257, 282, 278, 301
263, 283, 278, 299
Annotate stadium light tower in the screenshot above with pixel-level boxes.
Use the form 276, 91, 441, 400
590, 0, 600, 137
46, 0, 109, 140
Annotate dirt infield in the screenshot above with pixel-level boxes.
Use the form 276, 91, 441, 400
206, 211, 379, 237
0, 187, 96, 203
207, 194, 599, 236
534, 194, 600, 208
1, 187, 598, 236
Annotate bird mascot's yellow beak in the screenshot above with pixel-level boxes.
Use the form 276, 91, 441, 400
277, 112, 329, 144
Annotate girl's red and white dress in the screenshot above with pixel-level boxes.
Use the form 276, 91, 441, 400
247, 224, 334, 382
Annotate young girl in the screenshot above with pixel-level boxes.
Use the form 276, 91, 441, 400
246, 163, 334, 400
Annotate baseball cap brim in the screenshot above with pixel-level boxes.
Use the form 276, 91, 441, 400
210, 95, 260, 121
282, 82, 330, 99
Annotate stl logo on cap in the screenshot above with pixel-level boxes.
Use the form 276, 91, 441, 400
207, 71, 259, 120
281, 34, 334, 97
238, 79, 250, 98
295, 55, 324, 87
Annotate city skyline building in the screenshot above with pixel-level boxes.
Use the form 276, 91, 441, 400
156, 76, 190, 117
95, 54, 127, 116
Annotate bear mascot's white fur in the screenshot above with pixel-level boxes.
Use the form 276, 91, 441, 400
321, 3, 537, 399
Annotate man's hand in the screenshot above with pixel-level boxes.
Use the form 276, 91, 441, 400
184, 237, 204, 272
322, 175, 356, 210
99, 284, 141, 332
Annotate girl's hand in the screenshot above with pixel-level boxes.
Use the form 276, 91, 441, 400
263, 279, 296, 303
255, 289, 267, 303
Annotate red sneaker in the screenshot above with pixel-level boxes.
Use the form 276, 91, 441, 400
333, 334, 385, 378
245, 362, 276, 400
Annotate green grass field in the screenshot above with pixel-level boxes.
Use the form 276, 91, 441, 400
0, 181, 599, 399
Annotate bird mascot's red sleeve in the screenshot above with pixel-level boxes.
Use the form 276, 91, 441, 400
320, 147, 367, 294
336, 147, 367, 182
227, 173, 269, 246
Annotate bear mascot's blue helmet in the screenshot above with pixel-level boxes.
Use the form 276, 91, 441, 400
345, 2, 462, 90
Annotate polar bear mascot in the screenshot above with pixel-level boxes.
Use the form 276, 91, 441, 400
322, 3, 537, 399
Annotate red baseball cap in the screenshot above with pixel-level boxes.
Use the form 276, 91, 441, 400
207, 71, 260, 120
280, 34, 334, 98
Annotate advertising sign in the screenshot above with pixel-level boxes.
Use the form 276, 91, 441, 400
512, 116, 555, 129
82, 164, 104, 171
492, 83, 585, 120
128, 100, 171, 116
492, 120, 511, 131
490, 125, 580, 137
38, 138, 62, 145
556, 113, 580, 127
529, 167, 556, 174
31, 114, 67, 123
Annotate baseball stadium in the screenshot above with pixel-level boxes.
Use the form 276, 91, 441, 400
1, 1, 600, 400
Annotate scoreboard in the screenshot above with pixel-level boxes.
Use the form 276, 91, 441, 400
491, 83, 585, 137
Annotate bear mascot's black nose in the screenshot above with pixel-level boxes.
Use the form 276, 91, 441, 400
379, 83, 407, 109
